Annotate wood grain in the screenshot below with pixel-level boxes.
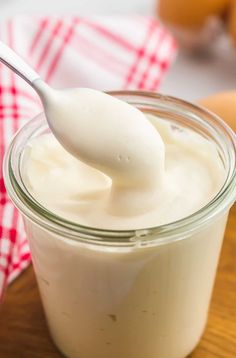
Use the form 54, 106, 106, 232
0, 206, 236, 358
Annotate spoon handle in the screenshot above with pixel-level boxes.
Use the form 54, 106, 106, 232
0, 41, 40, 86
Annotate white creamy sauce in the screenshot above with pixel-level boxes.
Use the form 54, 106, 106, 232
23, 89, 225, 229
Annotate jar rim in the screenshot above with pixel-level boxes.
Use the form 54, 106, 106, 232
3, 91, 236, 246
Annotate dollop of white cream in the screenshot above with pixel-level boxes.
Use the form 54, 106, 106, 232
23, 114, 225, 230
38, 86, 165, 215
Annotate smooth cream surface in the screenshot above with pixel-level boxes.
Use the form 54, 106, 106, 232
39, 88, 166, 216
23, 112, 225, 230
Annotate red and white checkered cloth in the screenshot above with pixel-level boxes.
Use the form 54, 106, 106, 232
0, 16, 177, 297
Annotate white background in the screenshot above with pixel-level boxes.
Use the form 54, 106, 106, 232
0, 0, 236, 101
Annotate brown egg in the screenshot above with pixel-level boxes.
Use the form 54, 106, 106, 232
158, 0, 229, 28
198, 91, 236, 132
228, 0, 236, 44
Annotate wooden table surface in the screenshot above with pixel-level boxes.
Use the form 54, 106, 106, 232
0, 208, 236, 358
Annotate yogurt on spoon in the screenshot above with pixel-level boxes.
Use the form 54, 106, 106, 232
0, 40, 225, 228
36, 81, 165, 216
0, 40, 165, 217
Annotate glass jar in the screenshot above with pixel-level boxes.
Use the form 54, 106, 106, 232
3, 91, 236, 358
